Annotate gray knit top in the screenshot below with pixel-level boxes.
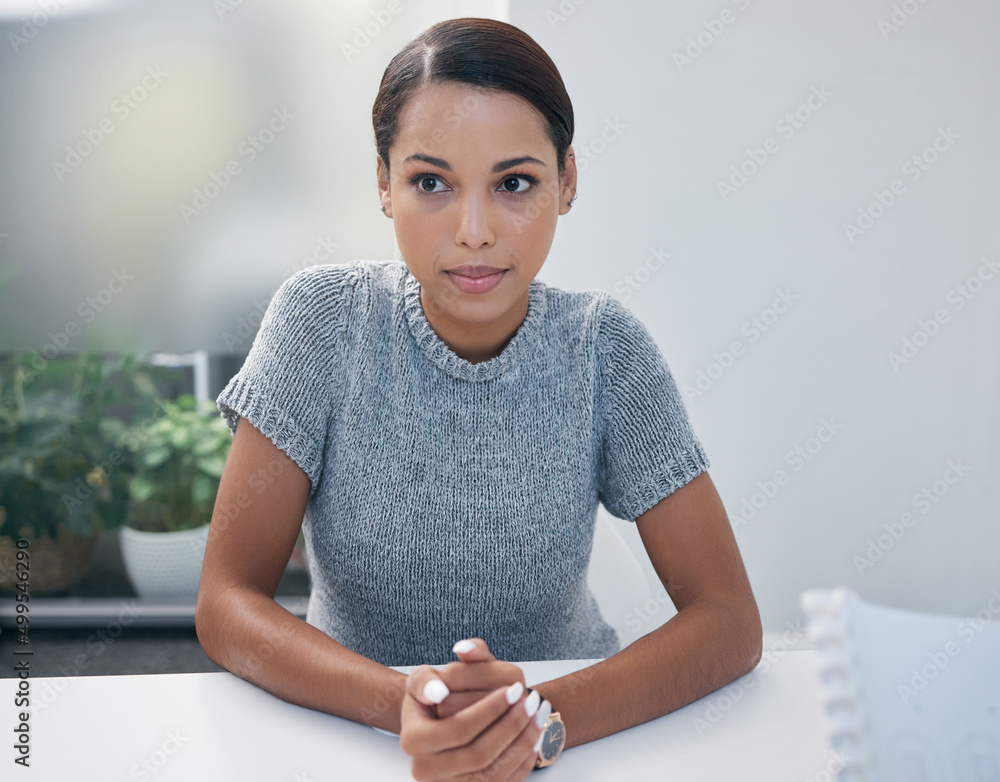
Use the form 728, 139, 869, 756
216, 260, 709, 667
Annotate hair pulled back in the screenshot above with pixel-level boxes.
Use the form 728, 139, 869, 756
372, 17, 574, 176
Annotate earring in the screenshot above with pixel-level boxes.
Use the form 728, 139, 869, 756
380, 204, 385, 212
568, 153, 576, 207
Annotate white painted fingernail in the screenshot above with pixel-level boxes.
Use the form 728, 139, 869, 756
524, 689, 541, 718
423, 679, 449, 704
535, 699, 552, 729
452, 639, 477, 654
505, 681, 524, 705
533, 732, 544, 753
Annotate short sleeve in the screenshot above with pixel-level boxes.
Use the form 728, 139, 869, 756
595, 295, 710, 522
216, 263, 358, 498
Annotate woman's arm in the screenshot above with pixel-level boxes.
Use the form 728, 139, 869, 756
530, 471, 763, 749
195, 417, 408, 733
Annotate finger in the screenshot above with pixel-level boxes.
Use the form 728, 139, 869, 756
438, 660, 525, 694
400, 665, 449, 724
402, 681, 523, 757
436, 690, 493, 719
450, 637, 495, 663
493, 741, 540, 782
407, 665, 451, 707
483, 699, 550, 782
416, 689, 544, 780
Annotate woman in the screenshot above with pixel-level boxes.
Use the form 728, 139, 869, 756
196, 17, 762, 781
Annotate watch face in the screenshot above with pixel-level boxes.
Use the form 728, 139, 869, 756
540, 719, 565, 762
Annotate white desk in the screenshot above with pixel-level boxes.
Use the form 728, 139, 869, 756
3, 652, 832, 780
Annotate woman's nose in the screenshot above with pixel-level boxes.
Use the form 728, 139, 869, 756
454, 191, 495, 248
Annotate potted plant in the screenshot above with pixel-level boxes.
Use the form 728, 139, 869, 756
119, 393, 231, 598
0, 351, 175, 594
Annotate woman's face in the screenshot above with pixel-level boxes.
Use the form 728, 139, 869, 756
377, 81, 576, 358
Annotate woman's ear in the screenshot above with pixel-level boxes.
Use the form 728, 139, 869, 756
376, 154, 392, 217
559, 145, 577, 216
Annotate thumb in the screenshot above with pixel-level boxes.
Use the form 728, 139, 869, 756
407, 664, 451, 707
451, 637, 496, 663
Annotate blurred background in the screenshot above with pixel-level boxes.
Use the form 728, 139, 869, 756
0, 0, 997, 656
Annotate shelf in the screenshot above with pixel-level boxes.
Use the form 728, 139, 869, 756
0, 529, 310, 629
0, 594, 308, 630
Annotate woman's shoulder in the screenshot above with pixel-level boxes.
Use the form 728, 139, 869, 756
280, 259, 409, 302
541, 281, 630, 347
276, 259, 405, 313
278, 259, 370, 297
263, 260, 386, 348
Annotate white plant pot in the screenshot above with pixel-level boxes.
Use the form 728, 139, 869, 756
119, 524, 210, 598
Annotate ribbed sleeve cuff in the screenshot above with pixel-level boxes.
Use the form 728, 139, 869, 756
609, 439, 711, 522
217, 376, 324, 497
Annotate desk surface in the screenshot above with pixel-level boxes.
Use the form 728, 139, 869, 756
4, 652, 832, 780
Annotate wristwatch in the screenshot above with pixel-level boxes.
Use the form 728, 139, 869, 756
534, 708, 566, 769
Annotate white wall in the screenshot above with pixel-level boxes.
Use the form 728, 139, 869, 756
507, 0, 1000, 632
0, 0, 416, 353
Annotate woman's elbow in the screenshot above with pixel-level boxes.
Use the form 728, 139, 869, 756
194, 583, 227, 667
736, 596, 764, 675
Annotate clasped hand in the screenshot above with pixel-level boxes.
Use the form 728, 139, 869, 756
399, 638, 550, 781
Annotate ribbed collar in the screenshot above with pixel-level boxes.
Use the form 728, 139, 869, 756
401, 265, 548, 382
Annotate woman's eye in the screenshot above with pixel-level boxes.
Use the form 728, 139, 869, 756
411, 173, 535, 194
417, 176, 447, 192
499, 176, 532, 193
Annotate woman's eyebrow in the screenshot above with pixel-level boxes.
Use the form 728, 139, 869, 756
491, 155, 546, 172
401, 153, 546, 172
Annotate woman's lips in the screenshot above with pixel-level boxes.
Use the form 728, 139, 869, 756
446, 268, 507, 294
448, 264, 507, 278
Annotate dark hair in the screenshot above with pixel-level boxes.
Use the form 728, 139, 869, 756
372, 17, 574, 177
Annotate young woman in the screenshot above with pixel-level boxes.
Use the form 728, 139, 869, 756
196, 17, 762, 782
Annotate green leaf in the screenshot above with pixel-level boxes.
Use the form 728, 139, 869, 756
100, 354, 125, 381
142, 446, 171, 469
129, 476, 158, 503
132, 372, 158, 399
192, 437, 217, 456
191, 474, 216, 504
196, 454, 226, 478
175, 394, 197, 411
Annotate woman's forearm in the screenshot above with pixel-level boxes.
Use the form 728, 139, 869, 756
531, 595, 763, 749
195, 587, 407, 733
